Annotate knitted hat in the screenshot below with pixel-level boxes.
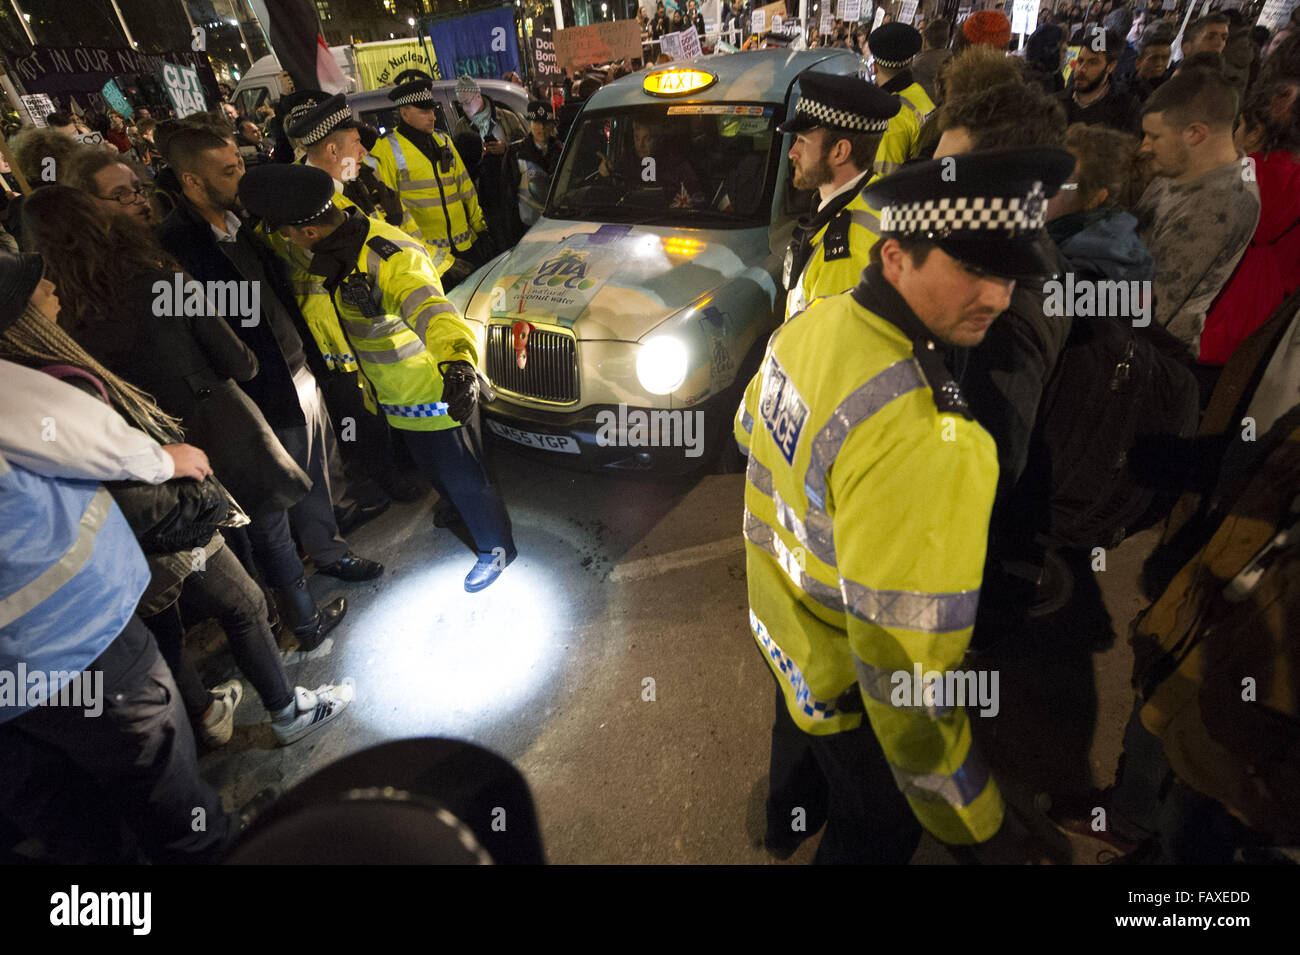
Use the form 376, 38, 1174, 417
963, 10, 1012, 48
455, 74, 481, 101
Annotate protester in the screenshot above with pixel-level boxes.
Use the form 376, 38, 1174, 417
1128, 20, 1176, 103
962, 10, 1011, 50
1023, 24, 1066, 94
451, 74, 528, 250
65, 149, 155, 226
1198, 83, 1300, 367
1063, 28, 1142, 134
1135, 68, 1262, 361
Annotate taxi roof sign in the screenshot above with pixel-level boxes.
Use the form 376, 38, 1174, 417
642, 68, 717, 98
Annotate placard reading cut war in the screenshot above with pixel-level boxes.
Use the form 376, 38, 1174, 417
163, 62, 206, 118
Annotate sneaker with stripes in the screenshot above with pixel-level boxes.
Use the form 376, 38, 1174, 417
272, 680, 355, 746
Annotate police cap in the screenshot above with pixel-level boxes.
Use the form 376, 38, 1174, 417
288, 92, 362, 146
867, 22, 924, 69
862, 146, 1075, 280
777, 71, 902, 135
389, 79, 436, 109
239, 163, 337, 229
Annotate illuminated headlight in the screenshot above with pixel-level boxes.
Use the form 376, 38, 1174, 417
636, 336, 689, 395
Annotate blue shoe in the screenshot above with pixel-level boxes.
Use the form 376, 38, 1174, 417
464, 547, 517, 593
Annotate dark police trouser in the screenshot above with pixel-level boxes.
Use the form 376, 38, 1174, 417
0, 616, 235, 864
400, 416, 514, 559
766, 683, 922, 864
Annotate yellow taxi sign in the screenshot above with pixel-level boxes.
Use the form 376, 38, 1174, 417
642, 68, 717, 98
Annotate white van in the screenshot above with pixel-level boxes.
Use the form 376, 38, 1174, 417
230, 46, 359, 117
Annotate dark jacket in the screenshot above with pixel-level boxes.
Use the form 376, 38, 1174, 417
1047, 206, 1154, 284
957, 240, 1074, 496
158, 198, 322, 429
1060, 80, 1142, 135
62, 268, 311, 519
451, 98, 529, 250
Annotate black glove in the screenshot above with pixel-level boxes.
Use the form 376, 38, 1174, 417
473, 230, 497, 262
439, 360, 480, 424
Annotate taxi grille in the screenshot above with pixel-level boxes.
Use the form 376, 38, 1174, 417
485, 324, 579, 404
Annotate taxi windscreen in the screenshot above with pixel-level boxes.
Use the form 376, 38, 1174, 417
547, 103, 778, 228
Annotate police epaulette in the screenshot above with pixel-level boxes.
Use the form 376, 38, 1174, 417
366, 236, 402, 260
822, 210, 852, 262
913, 339, 973, 419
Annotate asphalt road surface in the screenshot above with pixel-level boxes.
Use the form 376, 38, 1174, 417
196, 434, 1157, 864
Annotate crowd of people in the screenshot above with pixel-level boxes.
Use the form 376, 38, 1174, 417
0, 0, 1297, 865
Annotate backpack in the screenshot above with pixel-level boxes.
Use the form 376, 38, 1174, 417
1031, 313, 1201, 550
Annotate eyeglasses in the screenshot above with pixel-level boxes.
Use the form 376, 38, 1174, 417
97, 184, 149, 204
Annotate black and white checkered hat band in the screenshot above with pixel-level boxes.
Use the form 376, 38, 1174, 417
300, 108, 351, 145
393, 89, 435, 107
879, 184, 1048, 236
873, 55, 913, 69
796, 96, 892, 132
285, 196, 336, 226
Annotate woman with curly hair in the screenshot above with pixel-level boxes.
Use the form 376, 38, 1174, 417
16, 186, 355, 746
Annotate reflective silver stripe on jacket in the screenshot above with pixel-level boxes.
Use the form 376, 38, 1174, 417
740, 407, 753, 435
750, 609, 843, 721
743, 508, 843, 614
0, 487, 112, 628
402, 191, 474, 208
841, 578, 980, 633
850, 208, 881, 233
803, 358, 925, 512
354, 338, 427, 364
387, 134, 409, 182
344, 316, 411, 341
853, 658, 952, 717
890, 747, 992, 809
746, 455, 835, 567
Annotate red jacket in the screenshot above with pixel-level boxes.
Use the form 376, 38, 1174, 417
1200, 150, 1300, 365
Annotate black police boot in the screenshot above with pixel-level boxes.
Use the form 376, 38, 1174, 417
273, 578, 347, 652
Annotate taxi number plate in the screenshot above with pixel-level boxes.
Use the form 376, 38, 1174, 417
487, 419, 580, 454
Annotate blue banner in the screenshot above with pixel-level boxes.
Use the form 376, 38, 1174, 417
426, 7, 521, 82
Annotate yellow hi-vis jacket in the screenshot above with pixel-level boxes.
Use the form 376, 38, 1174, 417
872, 80, 936, 177
786, 175, 884, 320
368, 128, 486, 277
734, 266, 1004, 845
262, 180, 431, 377
327, 212, 478, 432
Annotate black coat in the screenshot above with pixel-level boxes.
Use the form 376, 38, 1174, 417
157, 198, 325, 429
65, 269, 311, 519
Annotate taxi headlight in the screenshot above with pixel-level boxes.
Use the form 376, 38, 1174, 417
636, 336, 689, 395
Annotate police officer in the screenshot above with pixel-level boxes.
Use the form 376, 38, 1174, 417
735, 147, 1075, 864
285, 93, 430, 511
368, 78, 494, 290
779, 72, 900, 320
290, 95, 420, 238
240, 164, 517, 592
279, 93, 437, 373
868, 22, 937, 176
